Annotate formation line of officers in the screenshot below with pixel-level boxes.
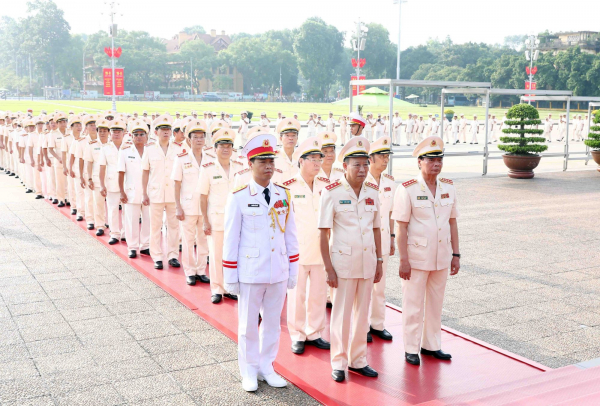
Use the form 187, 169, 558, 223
0, 109, 461, 391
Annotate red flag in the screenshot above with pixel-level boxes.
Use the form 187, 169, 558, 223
526, 66, 530, 75
532, 66, 537, 75
104, 47, 112, 57
351, 58, 357, 68
359, 58, 366, 68
114, 47, 122, 58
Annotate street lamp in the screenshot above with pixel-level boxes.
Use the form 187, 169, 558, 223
352, 19, 368, 79
393, 0, 407, 97
524, 34, 539, 105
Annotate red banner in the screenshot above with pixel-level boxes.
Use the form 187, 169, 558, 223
524, 81, 537, 90
351, 75, 366, 96
103, 68, 124, 96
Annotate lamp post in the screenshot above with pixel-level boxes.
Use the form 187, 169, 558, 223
393, 0, 407, 97
352, 19, 368, 79
524, 34, 539, 105
106, 1, 120, 111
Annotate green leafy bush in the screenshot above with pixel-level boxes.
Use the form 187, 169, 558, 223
584, 110, 600, 150
444, 108, 455, 115
498, 104, 548, 155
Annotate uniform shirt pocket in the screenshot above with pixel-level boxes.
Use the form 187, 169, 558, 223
241, 208, 264, 230
407, 236, 428, 262
331, 245, 352, 277
239, 247, 259, 276
334, 205, 354, 214
413, 200, 432, 219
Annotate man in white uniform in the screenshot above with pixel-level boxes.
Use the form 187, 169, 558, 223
273, 118, 301, 183
238, 111, 250, 145
84, 118, 109, 236
223, 133, 299, 392
326, 112, 336, 133
393, 112, 402, 146
405, 114, 415, 146
470, 115, 479, 144
458, 114, 467, 144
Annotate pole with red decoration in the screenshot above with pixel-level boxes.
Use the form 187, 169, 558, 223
107, 2, 120, 111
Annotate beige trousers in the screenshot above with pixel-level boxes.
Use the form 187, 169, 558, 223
287, 264, 328, 342
149, 203, 179, 263
207, 230, 225, 294
123, 203, 150, 251
401, 268, 448, 354
369, 254, 388, 331
54, 162, 66, 202
106, 192, 123, 239
45, 162, 56, 199
90, 176, 106, 228
75, 177, 85, 217
32, 161, 42, 195
330, 277, 374, 371
180, 214, 209, 277
67, 174, 78, 207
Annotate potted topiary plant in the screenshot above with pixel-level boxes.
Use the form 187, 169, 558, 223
444, 108, 455, 121
584, 110, 600, 171
498, 103, 548, 179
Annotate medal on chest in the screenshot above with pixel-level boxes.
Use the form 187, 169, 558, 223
365, 198, 374, 206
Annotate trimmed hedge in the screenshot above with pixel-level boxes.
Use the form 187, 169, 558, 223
499, 104, 548, 156
584, 110, 600, 150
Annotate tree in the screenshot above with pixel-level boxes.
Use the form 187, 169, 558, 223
399, 45, 435, 80
294, 17, 343, 97
182, 25, 205, 34
177, 40, 216, 94
504, 35, 527, 51
499, 103, 547, 155
358, 23, 395, 79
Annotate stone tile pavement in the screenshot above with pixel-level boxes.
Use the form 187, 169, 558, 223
0, 178, 318, 405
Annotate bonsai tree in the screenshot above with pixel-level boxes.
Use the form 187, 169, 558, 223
584, 110, 600, 150
498, 104, 548, 155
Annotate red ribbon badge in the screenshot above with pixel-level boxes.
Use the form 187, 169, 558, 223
365, 198, 374, 206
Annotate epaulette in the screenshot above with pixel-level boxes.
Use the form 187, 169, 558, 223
236, 168, 250, 176
274, 183, 289, 190
325, 181, 342, 191
402, 179, 418, 188
274, 168, 282, 173
145, 141, 155, 147
121, 145, 131, 150
233, 185, 247, 194
202, 162, 214, 168
173, 141, 183, 147
334, 167, 344, 172
365, 182, 379, 191
383, 173, 395, 181
205, 153, 215, 158
232, 160, 244, 166
89, 140, 97, 144
177, 151, 187, 157
283, 178, 296, 186
204, 146, 213, 151
440, 178, 453, 185
316, 176, 330, 183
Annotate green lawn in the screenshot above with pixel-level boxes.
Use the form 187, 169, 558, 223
0, 99, 587, 121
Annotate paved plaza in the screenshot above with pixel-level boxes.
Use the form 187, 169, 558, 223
0, 167, 599, 404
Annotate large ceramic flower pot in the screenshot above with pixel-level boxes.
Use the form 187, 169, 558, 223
502, 154, 542, 179
591, 150, 600, 172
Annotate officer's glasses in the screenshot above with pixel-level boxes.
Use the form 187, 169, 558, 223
304, 157, 323, 164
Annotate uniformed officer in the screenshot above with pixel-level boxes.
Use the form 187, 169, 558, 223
326, 112, 336, 133
393, 111, 402, 146
118, 120, 151, 258
141, 114, 180, 269
273, 118, 301, 183
307, 114, 316, 138
99, 119, 126, 245
76, 115, 97, 228
470, 115, 479, 144
223, 133, 299, 392
348, 112, 366, 137
392, 135, 460, 366
40, 115, 56, 202
28, 116, 44, 199
172, 119, 211, 285
406, 113, 415, 146
84, 118, 109, 236
238, 111, 250, 145
317, 131, 344, 183
199, 127, 244, 301
366, 136, 397, 343
318, 136, 383, 383
284, 137, 331, 355
338, 115, 348, 145
47, 112, 68, 207
364, 113, 374, 141
458, 114, 467, 143
259, 112, 270, 131
63, 116, 81, 217
315, 115, 326, 134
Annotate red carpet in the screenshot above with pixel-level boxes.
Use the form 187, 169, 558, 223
49, 200, 570, 405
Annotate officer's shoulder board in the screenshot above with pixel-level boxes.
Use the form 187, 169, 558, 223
325, 181, 342, 192
204, 146, 213, 151
402, 179, 418, 188
283, 178, 296, 187
440, 177, 453, 185
316, 176, 330, 183
89, 140, 97, 145
365, 182, 379, 191
202, 161, 214, 168
78, 137, 86, 142
274, 183, 289, 190
177, 151, 188, 157
333, 167, 344, 172
233, 184, 247, 194
121, 144, 131, 150
274, 168, 282, 173
232, 160, 244, 166
205, 152, 215, 158
236, 168, 250, 176
383, 173, 395, 181
145, 141, 156, 147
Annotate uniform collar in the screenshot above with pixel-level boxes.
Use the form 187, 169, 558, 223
341, 175, 367, 202
417, 173, 443, 200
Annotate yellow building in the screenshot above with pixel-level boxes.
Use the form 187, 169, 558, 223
539, 31, 600, 55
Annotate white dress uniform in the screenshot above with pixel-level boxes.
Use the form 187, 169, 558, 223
198, 153, 244, 294
318, 136, 381, 372
339, 117, 347, 145
239, 115, 249, 143
391, 136, 459, 355
416, 119, 425, 142
27, 128, 43, 196
430, 120, 440, 137
425, 117, 433, 136
40, 130, 56, 200
375, 118, 384, 139
327, 116, 336, 132
405, 117, 415, 145
223, 134, 299, 385
273, 149, 298, 184
543, 119, 552, 141
99, 141, 124, 240
393, 115, 402, 145
141, 140, 180, 264
47, 127, 66, 203
77, 136, 95, 224
84, 137, 107, 230
62, 132, 78, 207
458, 117, 467, 143
364, 117, 374, 142
470, 119, 479, 143
307, 118, 316, 138
117, 141, 150, 253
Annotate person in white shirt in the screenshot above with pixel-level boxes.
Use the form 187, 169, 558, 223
260, 112, 270, 131
392, 112, 402, 146
326, 112, 336, 132
84, 118, 110, 236
375, 114, 384, 139
575, 114, 585, 141
275, 112, 283, 133
405, 114, 415, 146
307, 114, 316, 138
583, 115, 590, 139
430, 116, 440, 137
416, 116, 425, 143
470, 115, 480, 144
458, 114, 467, 144
364, 114, 374, 142
118, 120, 151, 258
425, 114, 433, 137
338, 115, 348, 145
29, 117, 45, 199
451, 115, 460, 144
443, 116, 451, 143
238, 111, 250, 145
316, 115, 326, 134
542, 117, 552, 143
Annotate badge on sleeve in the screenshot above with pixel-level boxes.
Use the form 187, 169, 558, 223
441, 193, 449, 199
417, 196, 428, 200
365, 198, 374, 206
339, 200, 351, 204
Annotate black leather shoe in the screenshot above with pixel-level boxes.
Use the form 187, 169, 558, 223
154, 261, 163, 270
87, 224, 94, 230
76, 216, 84, 221
367, 331, 373, 343
332, 370, 345, 382
25, 189, 33, 193
121, 237, 126, 242
71, 209, 77, 215
52, 199, 58, 204
223, 293, 238, 300
211, 294, 222, 304
57, 201, 65, 207
8, 173, 14, 176
370, 326, 393, 341
66, 201, 71, 206
196, 275, 210, 284
348, 365, 378, 377
179, 244, 182, 252
405, 353, 420, 365
186, 275, 196, 285
35, 195, 44, 199
168, 258, 180, 268
140, 249, 150, 256
128, 250, 137, 258
305, 337, 330, 350
326, 302, 332, 309
108, 238, 118, 245
291, 341, 305, 354
96, 229, 104, 236
421, 348, 452, 360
